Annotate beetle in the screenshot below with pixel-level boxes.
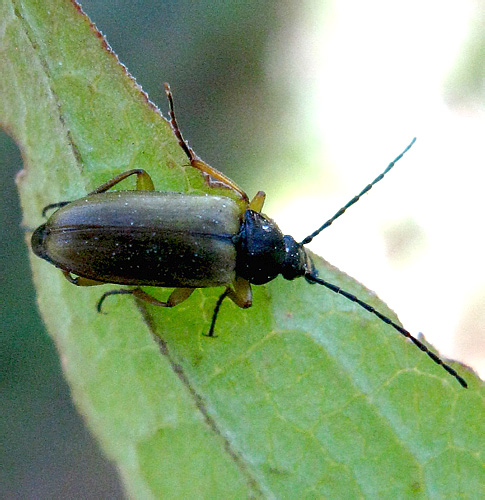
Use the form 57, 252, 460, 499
31, 84, 467, 388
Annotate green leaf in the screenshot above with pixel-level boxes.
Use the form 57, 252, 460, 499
2, 1, 483, 499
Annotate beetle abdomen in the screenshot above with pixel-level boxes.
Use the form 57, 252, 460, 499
36, 192, 241, 287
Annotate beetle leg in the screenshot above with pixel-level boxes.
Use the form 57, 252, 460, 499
88, 169, 155, 195
248, 191, 266, 212
164, 83, 249, 203
165, 287, 196, 306
62, 270, 104, 286
190, 159, 249, 203
227, 276, 253, 309
97, 287, 194, 313
41, 171, 154, 218
42, 201, 71, 217
164, 83, 197, 162
205, 288, 230, 337
205, 278, 252, 337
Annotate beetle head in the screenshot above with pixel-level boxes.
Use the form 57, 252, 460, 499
281, 235, 315, 281
236, 210, 315, 285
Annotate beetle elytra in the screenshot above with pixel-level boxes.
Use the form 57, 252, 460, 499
31, 84, 467, 388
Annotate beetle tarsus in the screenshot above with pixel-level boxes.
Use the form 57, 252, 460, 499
164, 82, 196, 162
97, 288, 135, 313
42, 201, 71, 217
204, 288, 231, 338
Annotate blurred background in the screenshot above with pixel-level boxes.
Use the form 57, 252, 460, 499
2, 0, 484, 497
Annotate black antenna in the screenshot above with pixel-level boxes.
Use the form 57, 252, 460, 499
298, 138, 467, 388
305, 274, 467, 388
300, 138, 416, 246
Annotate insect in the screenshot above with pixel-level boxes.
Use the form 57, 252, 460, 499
31, 83, 467, 388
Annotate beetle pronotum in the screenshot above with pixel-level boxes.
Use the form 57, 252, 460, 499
31, 84, 467, 388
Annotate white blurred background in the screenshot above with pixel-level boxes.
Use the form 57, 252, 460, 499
266, 0, 484, 378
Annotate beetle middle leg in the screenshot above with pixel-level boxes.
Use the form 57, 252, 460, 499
97, 287, 194, 313
164, 83, 249, 203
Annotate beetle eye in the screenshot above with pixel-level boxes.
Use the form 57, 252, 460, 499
280, 236, 307, 281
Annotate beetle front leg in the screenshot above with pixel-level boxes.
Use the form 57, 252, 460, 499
205, 277, 252, 337
97, 287, 194, 313
226, 276, 252, 309
248, 191, 266, 212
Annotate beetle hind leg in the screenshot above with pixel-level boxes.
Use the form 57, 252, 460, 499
89, 169, 155, 195
62, 270, 104, 286
42, 201, 71, 217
